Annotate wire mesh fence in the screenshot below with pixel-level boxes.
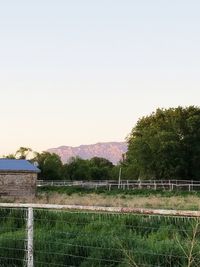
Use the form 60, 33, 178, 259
0, 207, 27, 266
1, 204, 200, 266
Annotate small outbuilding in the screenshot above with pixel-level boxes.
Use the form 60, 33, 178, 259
0, 159, 40, 198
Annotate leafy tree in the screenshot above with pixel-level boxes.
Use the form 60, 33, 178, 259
3, 147, 34, 160
63, 157, 114, 180
3, 154, 16, 159
34, 152, 63, 180
15, 147, 32, 159
63, 157, 91, 180
125, 106, 200, 180
90, 157, 114, 180
62, 163, 71, 180
90, 157, 113, 168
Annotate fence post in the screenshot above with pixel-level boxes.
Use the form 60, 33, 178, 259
27, 207, 34, 267
127, 180, 129, 190
154, 181, 157, 190
118, 168, 122, 189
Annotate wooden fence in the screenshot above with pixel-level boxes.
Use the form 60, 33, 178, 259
37, 179, 200, 191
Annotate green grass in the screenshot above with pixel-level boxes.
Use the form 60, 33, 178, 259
37, 185, 200, 198
1, 208, 200, 266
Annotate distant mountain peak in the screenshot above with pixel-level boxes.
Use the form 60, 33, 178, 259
48, 142, 128, 165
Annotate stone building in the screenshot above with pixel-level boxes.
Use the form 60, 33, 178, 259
0, 159, 40, 198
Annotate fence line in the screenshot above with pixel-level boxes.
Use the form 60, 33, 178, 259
37, 179, 200, 191
1, 203, 200, 266
1, 203, 200, 217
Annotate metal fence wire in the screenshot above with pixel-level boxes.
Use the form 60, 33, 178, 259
1, 204, 200, 266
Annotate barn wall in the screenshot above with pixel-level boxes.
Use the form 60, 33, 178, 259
0, 172, 37, 198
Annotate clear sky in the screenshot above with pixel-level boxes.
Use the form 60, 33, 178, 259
0, 0, 200, 155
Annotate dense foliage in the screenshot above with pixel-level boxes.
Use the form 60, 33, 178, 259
34, 152, 63, 180
62, 156, 114, 180
5, 105, 200, 181
35, 153, 115, 180
1, 208, 200, 266
125, 106, 200, 180
4, 148, 116, 180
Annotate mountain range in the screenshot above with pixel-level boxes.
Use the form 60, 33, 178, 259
48, 142, 128, 165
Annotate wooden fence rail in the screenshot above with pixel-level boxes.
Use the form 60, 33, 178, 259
1, 202, 200, 217
37, 179, 200, 191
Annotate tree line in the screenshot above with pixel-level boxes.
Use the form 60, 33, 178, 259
124, 106, 200, 180
4, 147, 119, 180
4, 106, 200, 180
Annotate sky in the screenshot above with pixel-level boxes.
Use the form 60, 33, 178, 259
0, 0, 200, 155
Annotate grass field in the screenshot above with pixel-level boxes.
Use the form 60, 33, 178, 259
29, 187, 200, 211
1, 207, 200, 266
1, 188, 200, 266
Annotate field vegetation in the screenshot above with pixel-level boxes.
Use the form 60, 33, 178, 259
3, 187, 199, 211
1, 208, 200, 266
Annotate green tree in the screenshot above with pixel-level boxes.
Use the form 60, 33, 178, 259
15, 147, 32, 159
63, 157, 114, 180
89, 157, 114, 180
125, 106, 200, 180
34, 152, 63, 180
3, 154, 16, 159
63, 157, 91, 180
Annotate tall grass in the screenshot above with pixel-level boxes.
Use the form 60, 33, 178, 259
0, 208, 26, 266
0, 208, 200, 266
38, 186, 200, 197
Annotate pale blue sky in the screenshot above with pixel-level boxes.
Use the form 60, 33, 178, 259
0, 1, 200, 155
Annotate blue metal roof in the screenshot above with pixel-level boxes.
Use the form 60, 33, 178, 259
0, 159, 40, 173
